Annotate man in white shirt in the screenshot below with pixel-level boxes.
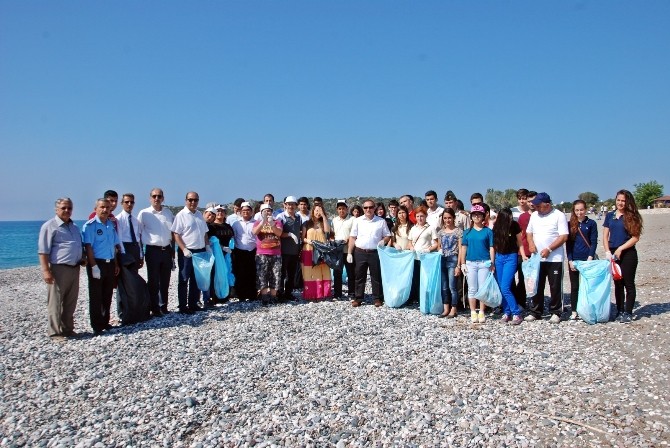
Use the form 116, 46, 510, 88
347, 199, 391, 307
425, 190, 444, 229
137, 188, 174, 315
232, 202, 258, 301
525, 192, 569, 323
116, 193, 144, 273
171, 191, 210, 314
332, 200, 355, 299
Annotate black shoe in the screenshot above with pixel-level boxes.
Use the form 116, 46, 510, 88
620, 312, 632, 324
191, 305, 205, 312
104, 324, 114, 330
151, 310, 164, 318
179, 308, 193, 315
160, 306, 170, 314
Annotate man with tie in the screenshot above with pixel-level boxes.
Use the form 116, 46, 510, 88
116, 193, 143, 273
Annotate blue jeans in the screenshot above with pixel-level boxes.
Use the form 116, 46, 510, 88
440, 255, 459, 305
495, 252, 520, 316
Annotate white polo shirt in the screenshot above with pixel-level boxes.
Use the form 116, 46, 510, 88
350, 215, 391, 250
170, 207, 208, 250
527, 208, 569, 262
137, 206, 174, 247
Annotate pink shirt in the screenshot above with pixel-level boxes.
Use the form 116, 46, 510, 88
254, 219, 283, 256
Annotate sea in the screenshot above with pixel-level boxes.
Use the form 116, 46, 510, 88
0, 220, 86, 270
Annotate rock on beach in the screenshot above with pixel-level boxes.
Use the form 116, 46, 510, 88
1, 211, 669, 446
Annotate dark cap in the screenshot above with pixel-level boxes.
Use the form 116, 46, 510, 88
530, 192, 551, 205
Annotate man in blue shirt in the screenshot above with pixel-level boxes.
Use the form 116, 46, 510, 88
82, 198, 123, 335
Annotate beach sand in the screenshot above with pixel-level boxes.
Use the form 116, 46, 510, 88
1, 211, 668, 446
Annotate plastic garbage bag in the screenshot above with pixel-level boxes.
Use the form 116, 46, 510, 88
418, 252, 443, 315
474, 271, 502, 307
574, 260, 612, 324
209, 236, 231, 298
311, 240, 346, 270
116, 264, 151, 325
192, 251, 214, 292
522, 253, 541, 297
377, 246, 415, 308
227, 239, 235, 286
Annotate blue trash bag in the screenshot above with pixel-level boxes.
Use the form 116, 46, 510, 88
418, 252, 443, 315
573, 260, 612, 324
226, 239, 236, 287
474, 271, 502, 308
521, 253, 541, 298
377, 246, 415, 308
192, 251, 214, 292
209, 236, 230, 298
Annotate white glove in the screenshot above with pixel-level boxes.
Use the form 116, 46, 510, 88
182, 248, 192, 258
289, 233, 299, 244
91, 265, 101, 279
605, 251, 612, 261
222, 247, 232, 254
346, 254, 354, 264
460, 264, 468, 275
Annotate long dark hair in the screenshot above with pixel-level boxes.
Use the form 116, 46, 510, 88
569, 199, 587, 241
392, 205, 413, 236
617, 189, 643, 237
492, 208, 514, 251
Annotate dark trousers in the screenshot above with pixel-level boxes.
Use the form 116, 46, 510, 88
529, 261, 563, 318
280, 253, 300, 298
87, 260, 116, 332
233, 248, 257, 300
613, 247, 638, 313
354, 248, 382, 300
514, 254, 527, 309
177, 248, 204, 310
408, 260, 421, 303
145, 245, 173, 311
333, 252, 355, 298
569, 268, 580, 311
122, 242, 142, 273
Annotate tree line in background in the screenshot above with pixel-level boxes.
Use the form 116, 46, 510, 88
164, 180, 664, 216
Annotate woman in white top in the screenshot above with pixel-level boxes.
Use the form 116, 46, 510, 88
389, 205, 413, 250
407, 206, 438, 303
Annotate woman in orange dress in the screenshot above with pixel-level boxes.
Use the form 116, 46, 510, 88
301, 205, 332, 300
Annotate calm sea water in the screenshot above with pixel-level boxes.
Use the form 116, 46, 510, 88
0, 220, 86, 270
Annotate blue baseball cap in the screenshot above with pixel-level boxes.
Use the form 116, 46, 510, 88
531, 192, 552, 205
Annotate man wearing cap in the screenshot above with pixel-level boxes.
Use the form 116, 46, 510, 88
38, 197, 86, 341
232, 201, 258, 300
116, 193, 144, 273
171, 191, 210, 314
277, 196, 302, 301
525, 192, 569, 323
82, 198, 123, 335
137, 188, 174, 315
332, 200, 355, 299
347, 199, 392, 307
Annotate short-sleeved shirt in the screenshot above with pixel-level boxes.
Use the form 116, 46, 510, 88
254, 219, 283, 256
207, 222, 235, 248
332, 215, 354, 254
350, 215, 392, 250
137, 206, 174, 247
517, 211, 531, 256
461, 227, 494, 261
38, 216, 83, 265
527, 208, 569, 262
82, 216, 121, 259
495, 220, 522, 255
437, 227, 462, 257
232, 218, 257, 251
171, 208, 208, 250
278, 213, 302, 255
603, 211, 631, 249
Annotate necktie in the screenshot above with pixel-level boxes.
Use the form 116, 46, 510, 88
129, 213, 137, 243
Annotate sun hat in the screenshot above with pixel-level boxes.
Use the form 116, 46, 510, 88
531, 192, 551, 205
205, 207, 217, 214
284, 196, 298, 204
470, 204, 486, 215
240, 201, 252, 210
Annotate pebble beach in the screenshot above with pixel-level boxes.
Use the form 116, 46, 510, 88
1, 211, 669, 447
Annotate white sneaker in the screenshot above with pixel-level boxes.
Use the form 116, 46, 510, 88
549, 314, 561, 324
524, 315, 537, 322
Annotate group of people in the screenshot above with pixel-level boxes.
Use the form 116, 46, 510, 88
38, 187, 643, 340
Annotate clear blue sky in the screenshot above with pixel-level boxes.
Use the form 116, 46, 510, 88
1, 1, 668, 220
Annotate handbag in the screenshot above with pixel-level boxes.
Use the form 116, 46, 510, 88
577, 224, 599, 260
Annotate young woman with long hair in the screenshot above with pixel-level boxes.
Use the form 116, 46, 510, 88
437, 208, 462, 318
492, 208, 526, 325
566, 199, 598, 320
301, 204, 332, 300
603, 190, 643, 323
389, 205, 413, 250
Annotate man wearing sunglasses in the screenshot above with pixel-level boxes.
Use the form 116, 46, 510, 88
38, 197, 86, 341
171, 192, 210, 314
116, 193, 144, 274
138, 188, 175, 315
347, 199, 391, 307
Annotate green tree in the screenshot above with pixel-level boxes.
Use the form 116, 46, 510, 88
578, 191, 599, 205
633, 180, 664, 208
